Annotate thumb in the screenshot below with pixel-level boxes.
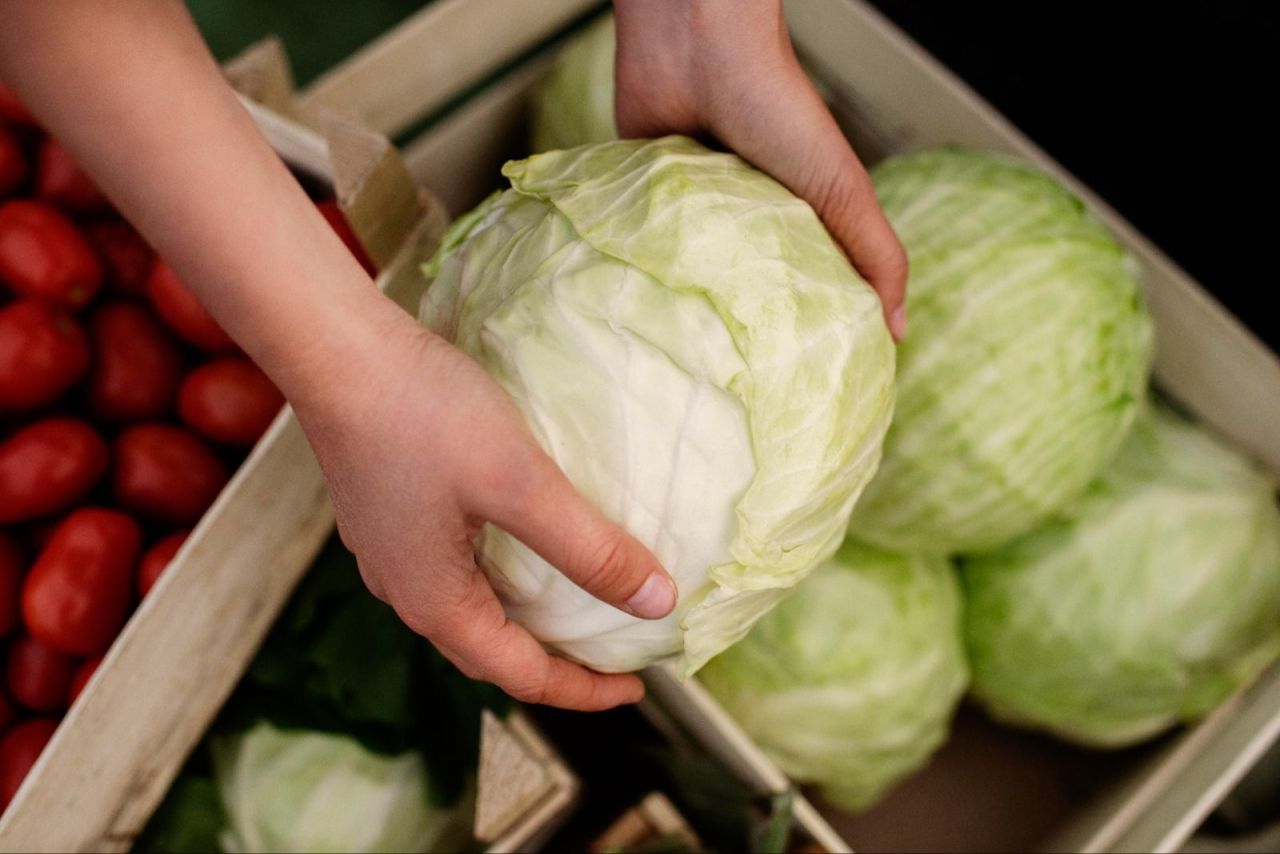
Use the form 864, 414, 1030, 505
466, 447, 678, 620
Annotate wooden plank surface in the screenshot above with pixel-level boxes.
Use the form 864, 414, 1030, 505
298, 0, 597, 139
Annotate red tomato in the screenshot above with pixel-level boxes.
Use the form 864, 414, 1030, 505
0, 125, 25, 198
5, 635, 72, 710
23, 520, 58, 552
35, 136, 109, 212
0, 419, 108, 524
21, 508, 139, 656
87, 303, 182, 422
137, 530, 188, 598
0, 534, 22, 636
0, 718, 58, 811
84, 219, 152, 297
0, 691, 12, 733
144, 259, 234, 351
112, 424, 228, 524
68, 654, 102, 705
0, 300, 90, 412
178, 357, 283, 447
0, 200, 102, 307
316, 200, 377, 276
0, 533, 22, 637
0, 82, 36, 127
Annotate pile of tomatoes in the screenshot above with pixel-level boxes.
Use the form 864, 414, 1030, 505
0, 82, 373, 813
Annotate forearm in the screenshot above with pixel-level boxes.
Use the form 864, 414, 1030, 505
0, 0, 400, 409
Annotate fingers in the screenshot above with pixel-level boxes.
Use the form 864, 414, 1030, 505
816, 170, 910, 340
422, 571, 646, 712
467, 447, 678, 621
700, 54, 910, 339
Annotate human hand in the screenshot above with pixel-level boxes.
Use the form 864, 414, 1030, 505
291, 305, 678, 711
613, 0, 909, 339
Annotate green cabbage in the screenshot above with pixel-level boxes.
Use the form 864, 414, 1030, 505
530, 15, 616, 153
848, 148, 1153, 554
700, 540, 968, 809
213, 722, 452, 853
421, 136, 895, 674
964, 404, 1280, 747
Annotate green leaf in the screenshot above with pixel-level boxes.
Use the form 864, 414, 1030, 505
134, 773, 226, 854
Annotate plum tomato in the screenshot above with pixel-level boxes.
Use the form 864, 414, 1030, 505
5, 635, 72, 711
21, 507, 140, 656
0, 300, 90, 413
0, 200, 102, 307
87, 302, 183, 422
0, 419, 108, 524
111, 424, 228, 524
178, 357, 283, 447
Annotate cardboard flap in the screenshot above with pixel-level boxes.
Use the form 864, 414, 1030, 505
222, 36, 296, 117
223, 40, 428, 273
314, 110, 426, 269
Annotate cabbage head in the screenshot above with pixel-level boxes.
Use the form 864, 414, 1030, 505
420, 136, 895, 674
212, 722, 452, 853
964, 404, 1280, 747
700, 540, 968, 810
847, 148, 1153, 554
530, 15, 616, 152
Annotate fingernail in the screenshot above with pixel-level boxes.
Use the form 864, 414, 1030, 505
625, 573, 677, 619
890, 305, 907, 341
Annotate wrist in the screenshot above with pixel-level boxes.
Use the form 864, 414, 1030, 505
267, 284, 428, 421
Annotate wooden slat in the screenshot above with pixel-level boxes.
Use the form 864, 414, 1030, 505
297, 0, 597, 139
643, 666, 853, 854
402, 52, 556, 216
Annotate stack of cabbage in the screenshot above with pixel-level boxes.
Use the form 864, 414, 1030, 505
474, 20, 1280, 813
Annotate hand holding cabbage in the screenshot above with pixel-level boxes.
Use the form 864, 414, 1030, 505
537, 4, 910, 336
421, 136, 895, 675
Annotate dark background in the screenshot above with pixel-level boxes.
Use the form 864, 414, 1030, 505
191, 0, 1279, 351
868, 1, 1277, 350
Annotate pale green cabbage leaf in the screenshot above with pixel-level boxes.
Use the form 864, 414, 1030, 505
421, 136, 895, 674
964, 403, 1280, 747
700, 540, 968, 809
213, 722, 452, 853
530, 15, 616, 153
848, 147, 1154, 554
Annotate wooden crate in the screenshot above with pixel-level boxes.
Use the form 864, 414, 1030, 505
290, 2, 1280, 851
0, 44, 585, 853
